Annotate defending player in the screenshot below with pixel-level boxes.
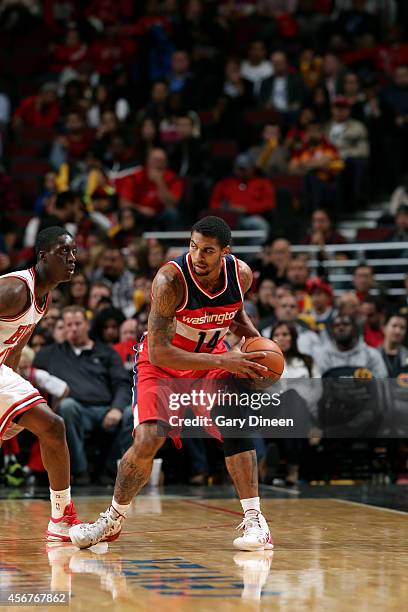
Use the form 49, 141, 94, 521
0, 227, 81, 540
70, 216, 273, 551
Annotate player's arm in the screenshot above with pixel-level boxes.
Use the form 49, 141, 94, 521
229, 260, 261, 339
0, 278, 33, 371
148, 265, 267, 378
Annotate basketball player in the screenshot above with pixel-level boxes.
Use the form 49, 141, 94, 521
70, 216, 273, 551
0, 227, 81, 540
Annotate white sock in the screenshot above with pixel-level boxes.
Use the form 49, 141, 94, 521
111, 498, 131, 519
50, 487, 71, 519
241, 496, 261, 514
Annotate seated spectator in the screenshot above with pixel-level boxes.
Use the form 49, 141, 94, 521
50, 25, 89, 74
388, 204, 408, 242
209, 153, 275, 236
41, 307, 62, 336
65, 271, 89, 308
249, 123, 289, 176
269, 321, 322, 485
251, 238, 292, 284
167, 113, 204, 177
29, 329, 53, 353
240, 40, 273, 97
142, 81, 169, 124
166, 49, 196, 107
88, 280, 113, 315
321, 53, 346, 102
286, 256, 312, 313
53, 318, 65, 343
338, 291, 365, 328
109, 208, 139, 247
90, 306, 126, 345
90, 246, 135, 317
34, 171, 58, 215
326, 95, 370, 208
302, 208, 347, 245
262, 292, 320, 358
147, 240, 169, 278
24, 191, 78, 248
310, 85, 331, 124
361, 298, 385, 348
115, 148, 184, 231
304, 277, 335, 331
13, 82, 60, 129
381, 65, 408, 183
284, 107, 316, 154
222, 58, 254, 112
378, 314, 408, 376
33, 306, 132, 485
352, 264, 375, 302
259, 51, 306, 117
289, 121, 344, 213
314, 315, 387, 378
113, 318, 139, 373
256, 278, 277, 320
50, 111, 93, 170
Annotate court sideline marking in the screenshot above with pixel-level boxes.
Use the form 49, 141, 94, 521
334, 498, 408, 516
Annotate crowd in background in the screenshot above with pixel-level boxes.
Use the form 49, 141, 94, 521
1, 0, 408, 487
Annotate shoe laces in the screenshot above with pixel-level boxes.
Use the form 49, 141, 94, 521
94, 510, 120, 531
236, 511, 264, 537
62, 501, 81, 526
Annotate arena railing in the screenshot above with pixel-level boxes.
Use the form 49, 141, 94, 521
142, 232, 408, 296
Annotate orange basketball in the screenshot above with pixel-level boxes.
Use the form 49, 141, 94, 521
241, 337, 285, 382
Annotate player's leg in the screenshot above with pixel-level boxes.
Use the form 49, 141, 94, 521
69, 421, 166, 548
17, 403, 81, 540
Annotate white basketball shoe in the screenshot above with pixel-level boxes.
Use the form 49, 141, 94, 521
69, 507, 123, 549
233, 510, 273, 551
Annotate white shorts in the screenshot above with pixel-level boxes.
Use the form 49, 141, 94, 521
0, 364, 45, 441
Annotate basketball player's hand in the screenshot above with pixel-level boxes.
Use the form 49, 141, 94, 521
220, 337, 268, 379
102, 408, 123, 429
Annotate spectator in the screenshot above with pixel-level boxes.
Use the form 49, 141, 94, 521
88, 280, 113, 315
249, 123, 289, 176
53, 318, 65, 344
343, 72, 366, 122
289, 121, 344, 213
286, 256, 312, 313
167, 113, 203, 177
262, 292, 320, 358
270, 321, 322, 485
381, 65, 408, 181
222, 58, 254, 112
41, 307, 62, 335
66, 271, 89, 308
252, 238, 292, 284
322, 53, 345, 102
13, 82, 60, 129
256, 278, 277, 319
166, 50, 196, 106
259, 51, 306, 116
50, 26, 89, 73
209, 153, 275, 236
90, 246, 135, 318
378, 313, 408, 376
50, 111, 93, 169
143, 81, 169, 124
90, 306, 126, 345
389, 204, 408, 242
29, 329, 52, 353
361, 298, 385, 348
352, 264, 375, 301
314, 314, 388, 377
33, 305, 132, 485
24, 191, 78, 248
326, 95, 370, 208
115, 148, 184, 231
113, 318, 139, 373
302, 208, 347, 245
305, 277, 335, 331
240, 40, 273, 97
133, 117, 161, 165
110, 208, 139, 247
338, 291, 365, 326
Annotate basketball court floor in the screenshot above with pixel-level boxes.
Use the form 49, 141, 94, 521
0, 485, 407, 611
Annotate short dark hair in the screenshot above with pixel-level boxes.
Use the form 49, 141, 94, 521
191, 216, 231, 248
384, 312, 407, 326
55, 191, 77, 210
354, 263, 373, 275
35, 226, 72, 255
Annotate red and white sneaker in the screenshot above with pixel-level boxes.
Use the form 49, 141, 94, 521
233, 510, 273, 551
69, 507, 123, 549
46, 501, 82, 542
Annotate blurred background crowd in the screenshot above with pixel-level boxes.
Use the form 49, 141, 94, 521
1, 0, 408, 489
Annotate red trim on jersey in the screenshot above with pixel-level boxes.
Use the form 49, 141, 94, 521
0, 347, 12, 366
186, 253, 228, 299
232, 255, 244, 301
30, 267, 49, 314
0, 392, 45, 440
167, 261, 189, 313
0, 276, 32, 322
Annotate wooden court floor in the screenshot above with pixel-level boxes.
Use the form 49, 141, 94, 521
0, 495, 407, 611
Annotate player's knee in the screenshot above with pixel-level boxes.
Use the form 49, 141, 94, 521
41, 410, 66, 441
132, 422, 164, 459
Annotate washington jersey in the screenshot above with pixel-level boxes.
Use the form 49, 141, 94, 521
0, 267, 50, 366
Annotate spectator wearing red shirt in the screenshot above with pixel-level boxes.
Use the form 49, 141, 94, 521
13, 83, 60, 129
115, 148, 183, 230
50, 26, 88, 73
49, 112, 94, 169
209, 153, 275, 237
89, 26, 136, 76
362, 298, 385, 348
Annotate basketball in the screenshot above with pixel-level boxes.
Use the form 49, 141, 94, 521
241, 337, 285, 382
